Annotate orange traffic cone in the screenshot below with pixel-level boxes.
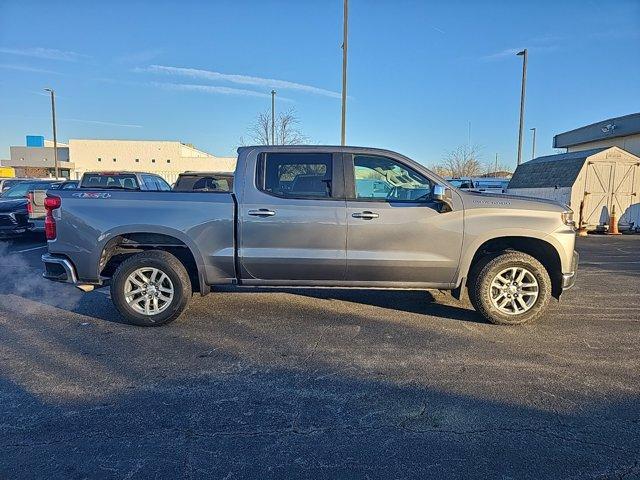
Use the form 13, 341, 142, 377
608, 205, 622, 235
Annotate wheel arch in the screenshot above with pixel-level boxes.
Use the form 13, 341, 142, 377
459, 235, 563, 299
97, 228, 207, 294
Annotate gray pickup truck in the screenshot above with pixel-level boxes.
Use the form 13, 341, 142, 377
41, 146, 578, 326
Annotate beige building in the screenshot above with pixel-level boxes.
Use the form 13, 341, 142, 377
5, 138, 236, 182
69, 139, 236, 183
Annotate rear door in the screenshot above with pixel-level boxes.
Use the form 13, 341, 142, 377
345, 153, 463, 286
239, 151, 347, 282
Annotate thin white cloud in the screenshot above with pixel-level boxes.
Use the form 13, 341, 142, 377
0, 47, 90, 62
139, 65, 340, 98
115, 48, 163, 64
152, 81, 293, 101
479, 48, 523, 62
479, 39, 560, 62
63, 118, 143, 128
0, 63, 62, 75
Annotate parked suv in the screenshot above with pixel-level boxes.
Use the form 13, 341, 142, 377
79, 172, 171, 191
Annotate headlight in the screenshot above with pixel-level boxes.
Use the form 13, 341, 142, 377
561, 209, 575, 228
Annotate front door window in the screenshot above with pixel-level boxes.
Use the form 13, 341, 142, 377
353, 155, 432, 202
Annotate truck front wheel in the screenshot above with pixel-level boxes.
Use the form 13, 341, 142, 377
468, 251, 552, 325
110, 250, 192, 326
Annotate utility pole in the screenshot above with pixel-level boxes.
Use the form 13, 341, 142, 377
340, 0, 348, 146
530, 127, 537, 159
44, 88, 59, 178
271, 90, 276, 145
516, 49, 527, 166
495, 153, 499, 177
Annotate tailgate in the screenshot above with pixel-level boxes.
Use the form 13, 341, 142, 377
29, 190, 48, 220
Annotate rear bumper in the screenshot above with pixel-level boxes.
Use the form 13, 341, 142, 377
28, 219, 45, 232
42, 253, 78, 284
561, 251, 579, 290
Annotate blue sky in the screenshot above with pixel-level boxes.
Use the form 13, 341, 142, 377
0, 0, 638, 169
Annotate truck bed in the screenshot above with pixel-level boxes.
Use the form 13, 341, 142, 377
47, 190, 237, 285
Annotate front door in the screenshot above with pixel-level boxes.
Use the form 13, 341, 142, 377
239, 151, 347, 282
345, 154, 463, 286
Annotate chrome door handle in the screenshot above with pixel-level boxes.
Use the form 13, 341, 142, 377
248, 209, 276, 217
352, 211, 379, 219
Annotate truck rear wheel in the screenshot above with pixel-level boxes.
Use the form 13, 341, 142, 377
110, 250, 192, 326
468, 251, 552, 325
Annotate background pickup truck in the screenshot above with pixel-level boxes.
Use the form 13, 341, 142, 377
42, 146, 578, 326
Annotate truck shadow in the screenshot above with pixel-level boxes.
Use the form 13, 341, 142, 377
218, 286, 484, 324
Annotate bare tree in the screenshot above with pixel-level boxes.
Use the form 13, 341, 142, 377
432, 144, 484, 177
245, 108, 308, 146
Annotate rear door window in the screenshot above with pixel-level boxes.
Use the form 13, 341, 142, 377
258, 153, 333, 199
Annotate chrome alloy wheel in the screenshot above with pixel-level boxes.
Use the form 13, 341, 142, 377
489, 266, 539, 315
124, 267, 174, 316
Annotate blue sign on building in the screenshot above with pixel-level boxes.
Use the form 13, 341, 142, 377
26, 135, 45, 147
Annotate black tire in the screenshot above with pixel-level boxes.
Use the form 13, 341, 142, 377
110, 250, 192, 326
468, 251, 552, 325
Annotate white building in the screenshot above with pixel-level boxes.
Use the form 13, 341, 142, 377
68, 139, 236, 183
5, 137, 236, 182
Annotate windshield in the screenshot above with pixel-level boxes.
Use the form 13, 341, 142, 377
80, 174, 139, 189
1, 182, 57, 198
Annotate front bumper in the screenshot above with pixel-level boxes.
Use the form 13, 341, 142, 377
42, 253, 78, 284
561, 250, 579, 290
0, 213, 29, 236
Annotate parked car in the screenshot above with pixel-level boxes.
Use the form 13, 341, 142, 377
172, 172, 234, 192
79, 172, 171, 191
1, 178, 30, 193
42, 146, 578, 327
447, 177, 510, 194
0, 180, 63, 237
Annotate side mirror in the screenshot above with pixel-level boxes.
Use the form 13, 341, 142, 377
432, 184, 453, 211
433, 184, 447, 201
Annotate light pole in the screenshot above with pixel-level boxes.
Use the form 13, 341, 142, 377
516, 49, 527, 166
271, 90, 276, 145
530, 127, 537, 159
340, 0, 348, 146
44, 88, 59, 178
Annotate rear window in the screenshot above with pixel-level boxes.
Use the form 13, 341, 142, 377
173, 175, 233, 192
81, 174, 139, 189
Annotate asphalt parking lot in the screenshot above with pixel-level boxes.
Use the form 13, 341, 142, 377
0, 234, 638, 479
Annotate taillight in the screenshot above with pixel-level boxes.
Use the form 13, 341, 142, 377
26, 193, 34, 215
44, 195, 61, 241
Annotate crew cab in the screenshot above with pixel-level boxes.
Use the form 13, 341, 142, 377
41, 146, 578, 326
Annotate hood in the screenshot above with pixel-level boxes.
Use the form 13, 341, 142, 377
460, 191, 568, 213
0, 198, 28, 213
